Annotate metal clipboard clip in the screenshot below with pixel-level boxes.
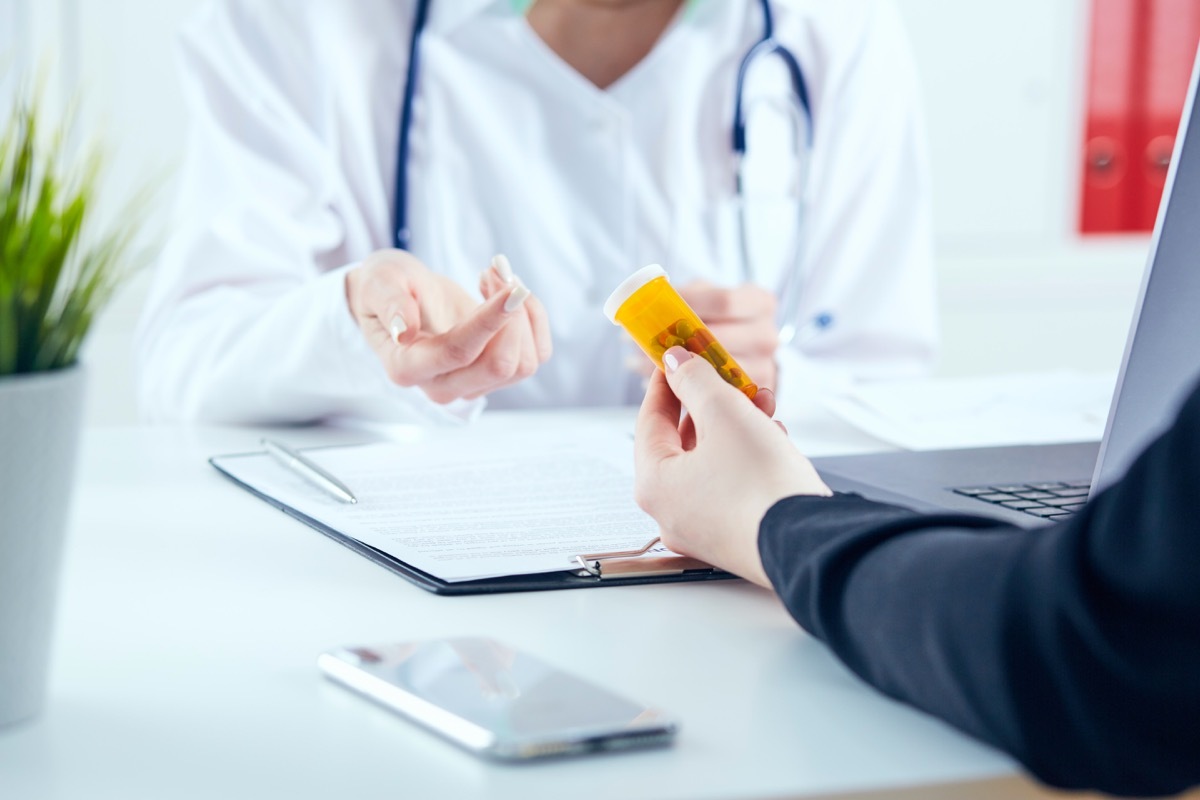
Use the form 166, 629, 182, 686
572, 537, 721, 580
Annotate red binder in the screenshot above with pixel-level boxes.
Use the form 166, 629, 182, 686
1081, 0, 1141, 234
1130, 0, 1200, 230
1081, 0, 1200, 234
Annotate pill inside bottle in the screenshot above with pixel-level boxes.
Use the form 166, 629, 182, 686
603, 264, 758, 399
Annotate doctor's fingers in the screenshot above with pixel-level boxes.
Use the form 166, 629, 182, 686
681, 283, 777, 321
480, 266, 552, 363
358, 288, 426, 350
461, 312, 542, 400
704, 317, 780, 358
356, 291, 424, 371
425, 319, 540, 403
357, 253, 478, 337
480, 260, 514, 297
737, 357, 778, 397
523, 293, 553, 363
385, 286, 530, 387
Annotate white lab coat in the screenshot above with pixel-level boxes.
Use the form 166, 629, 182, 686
135, 0, 937, 425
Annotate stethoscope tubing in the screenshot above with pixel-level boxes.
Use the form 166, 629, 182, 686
733, 0, 813, 156
393, 0, 432, 252
393, 0, 823, 345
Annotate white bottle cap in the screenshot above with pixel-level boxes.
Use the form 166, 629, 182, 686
603, 264, 669, 323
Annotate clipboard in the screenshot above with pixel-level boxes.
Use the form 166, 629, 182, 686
210, 451, 733, 596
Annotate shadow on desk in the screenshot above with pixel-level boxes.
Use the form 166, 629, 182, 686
819, 777, 1200, 800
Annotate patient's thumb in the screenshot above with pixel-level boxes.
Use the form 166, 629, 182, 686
662, 346, 742, 421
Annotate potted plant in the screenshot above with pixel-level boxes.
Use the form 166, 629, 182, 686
0, 93, 144, 727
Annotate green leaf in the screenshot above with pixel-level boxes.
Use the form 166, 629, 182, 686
0, 88, 154, 376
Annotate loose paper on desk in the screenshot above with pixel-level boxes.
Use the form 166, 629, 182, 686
821, 371, 1117, 451
217, 429, 663, 582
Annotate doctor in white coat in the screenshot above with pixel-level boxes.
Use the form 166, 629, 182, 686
136, 0, 937, 425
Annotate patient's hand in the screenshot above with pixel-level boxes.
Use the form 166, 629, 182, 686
633, 348, 830, 587
678, 281, 779, 391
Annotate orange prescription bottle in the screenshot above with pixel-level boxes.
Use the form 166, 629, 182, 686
603, 265, 758, 399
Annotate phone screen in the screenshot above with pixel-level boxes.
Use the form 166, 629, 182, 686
320, 638, 676, 759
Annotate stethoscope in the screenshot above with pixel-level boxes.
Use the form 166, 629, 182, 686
393, 0, 828, 346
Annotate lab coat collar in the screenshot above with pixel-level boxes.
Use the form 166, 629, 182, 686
424, 0, 725, 35
425, 0, 506, 35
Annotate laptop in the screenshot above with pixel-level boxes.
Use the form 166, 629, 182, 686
810, 49, 1200, 529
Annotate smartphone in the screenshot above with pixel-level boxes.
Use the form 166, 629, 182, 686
318, 637, 678, 760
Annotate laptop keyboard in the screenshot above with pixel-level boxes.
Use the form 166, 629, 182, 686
951, 481, 1091, 521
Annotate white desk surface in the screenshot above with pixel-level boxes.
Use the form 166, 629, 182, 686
0, 408, 1060, 800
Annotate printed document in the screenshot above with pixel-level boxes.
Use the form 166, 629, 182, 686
822, 371, 1116, 451
214, 431, 661, 582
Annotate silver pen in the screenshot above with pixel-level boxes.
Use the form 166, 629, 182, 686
261, 438, 358, 504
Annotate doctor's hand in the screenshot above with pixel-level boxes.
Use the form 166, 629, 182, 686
634, 347, 830, 588
346, 250, 552, 404
678, 281, 779, 391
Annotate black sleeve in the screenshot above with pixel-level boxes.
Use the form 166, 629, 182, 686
759, 383, 1200, 797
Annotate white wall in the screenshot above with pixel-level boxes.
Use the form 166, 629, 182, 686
69, 0, 201, 425
2, 0, 26, 109
897, 0, 1086, 251
14, 0, 1149, 424
11, 0, 200, 424
892, 0, 1148, 381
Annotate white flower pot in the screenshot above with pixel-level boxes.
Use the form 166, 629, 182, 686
0, 365, 85, 727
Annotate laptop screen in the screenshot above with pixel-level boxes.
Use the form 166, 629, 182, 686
1094, 46, 1200, 492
